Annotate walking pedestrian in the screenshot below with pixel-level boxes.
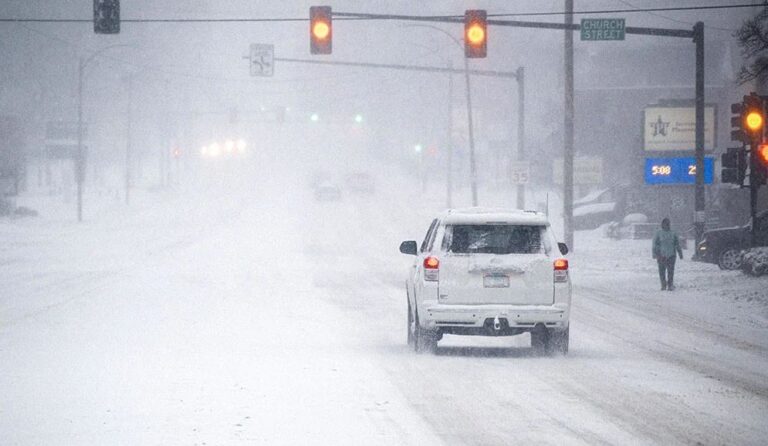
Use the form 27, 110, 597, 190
652, 217, 684, 291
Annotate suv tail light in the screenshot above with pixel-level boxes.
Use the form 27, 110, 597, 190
424, 256, 439, 282
554, 258, 568, 283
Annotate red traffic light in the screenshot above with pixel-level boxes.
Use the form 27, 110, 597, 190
758, 144, 768, 166
464, 10, 487, 58
310, 6, 332, 55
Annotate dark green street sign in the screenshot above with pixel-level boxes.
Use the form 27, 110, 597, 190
580, 18, 625, 41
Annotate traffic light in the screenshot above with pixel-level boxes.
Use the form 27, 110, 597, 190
464, 10, 487, 58
754, 143, 768, 185
721, 146, 746, 186
310, 6, 332, 55
731, 101, 747, 144
758, 144, 768, 166
743, 93, 765, 142
94, 0, 120, 34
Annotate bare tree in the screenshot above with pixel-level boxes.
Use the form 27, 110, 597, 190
736, 6, 768, 86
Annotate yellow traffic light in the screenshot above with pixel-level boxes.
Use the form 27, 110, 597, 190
746, 110, 764, 132
466, 24, 485, 45
312, 21, 330, 40
464, 10, 487, 58
310, 6, 332, 54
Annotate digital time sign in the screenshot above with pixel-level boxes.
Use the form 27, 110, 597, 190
644, 157, 713, 185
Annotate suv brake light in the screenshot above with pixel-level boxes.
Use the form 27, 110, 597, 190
424, 256, 439, 281
554, 258, 568, 282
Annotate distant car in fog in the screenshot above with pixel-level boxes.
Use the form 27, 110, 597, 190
344, 172, 375, 194
399, 208, 571, 355
314, 181, 341, 201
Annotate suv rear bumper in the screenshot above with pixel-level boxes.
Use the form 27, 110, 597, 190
422, 303, 569, 333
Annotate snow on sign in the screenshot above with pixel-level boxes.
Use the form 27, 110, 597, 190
553, 157, 603, 185
509, 161, 530, 184
644, 106, 715, 152
45, 121, 85, 160
580, 18, 625, 41
249, 44, 274, 77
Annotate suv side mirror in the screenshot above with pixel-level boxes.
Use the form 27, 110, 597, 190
399, 240, 418, 255
558, 242, 569, 255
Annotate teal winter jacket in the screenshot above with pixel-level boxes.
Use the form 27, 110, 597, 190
653, 229, 683, 260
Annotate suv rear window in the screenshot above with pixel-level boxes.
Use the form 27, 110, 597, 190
443, 224, 544, 254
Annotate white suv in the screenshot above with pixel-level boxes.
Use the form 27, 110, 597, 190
399, 208, 571, 355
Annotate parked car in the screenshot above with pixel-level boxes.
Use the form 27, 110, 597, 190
344, 172, 375, 194
572, 185, 630, 230
314, 181, 342, 201
693, 210, 768, 270
399, 208, 571, 355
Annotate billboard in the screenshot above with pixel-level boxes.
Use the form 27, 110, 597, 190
643, 106, 715, 152
553, 156, 603, 185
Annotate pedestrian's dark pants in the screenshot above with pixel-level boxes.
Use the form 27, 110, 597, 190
657, 256, 676, 290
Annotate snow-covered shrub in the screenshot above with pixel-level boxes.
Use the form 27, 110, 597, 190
741, 247, 768, 276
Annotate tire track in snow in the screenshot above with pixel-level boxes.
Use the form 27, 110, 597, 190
573, 297, 768, 402
579, 284, 768, 356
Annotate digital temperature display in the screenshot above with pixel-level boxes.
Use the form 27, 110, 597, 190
644, 157, 713, 185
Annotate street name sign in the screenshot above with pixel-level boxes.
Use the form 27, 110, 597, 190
249, 44, 274, 77
581, 18, 625, 41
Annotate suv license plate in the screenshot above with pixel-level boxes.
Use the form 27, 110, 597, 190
483, 274, 510, 288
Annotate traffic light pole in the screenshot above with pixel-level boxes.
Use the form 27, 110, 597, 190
464, 54, 478, 206
751, 154, 759, 246
563, 0, 575, 250
694, 22, 706, 248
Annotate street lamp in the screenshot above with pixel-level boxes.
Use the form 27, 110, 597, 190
404, 24, 479, 207
76, 44, 133, 221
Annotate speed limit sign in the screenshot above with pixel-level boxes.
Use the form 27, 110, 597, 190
510, 161, 530, 184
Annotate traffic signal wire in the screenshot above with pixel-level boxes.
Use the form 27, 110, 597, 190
0, 3, 760, 24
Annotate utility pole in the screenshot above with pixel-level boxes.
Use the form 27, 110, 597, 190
563, 0, 575, 249
516, 66, 526, 209
125, 74, 133, 205
447, 60, 454, 208
693, 21, 706, 247
76, 57, 85, 222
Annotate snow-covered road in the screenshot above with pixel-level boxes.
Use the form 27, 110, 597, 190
2, 164, 768, 445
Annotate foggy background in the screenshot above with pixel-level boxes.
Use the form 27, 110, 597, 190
0, 1, 757, 214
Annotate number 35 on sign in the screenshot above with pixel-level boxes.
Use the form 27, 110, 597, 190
510, 161, 530, 184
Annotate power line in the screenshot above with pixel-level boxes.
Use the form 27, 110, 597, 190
489, 3, 762, 18
0, 3, 761, 24
614, 0, 738, 32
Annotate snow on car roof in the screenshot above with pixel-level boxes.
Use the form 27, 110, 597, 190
442, 208, 550, 225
